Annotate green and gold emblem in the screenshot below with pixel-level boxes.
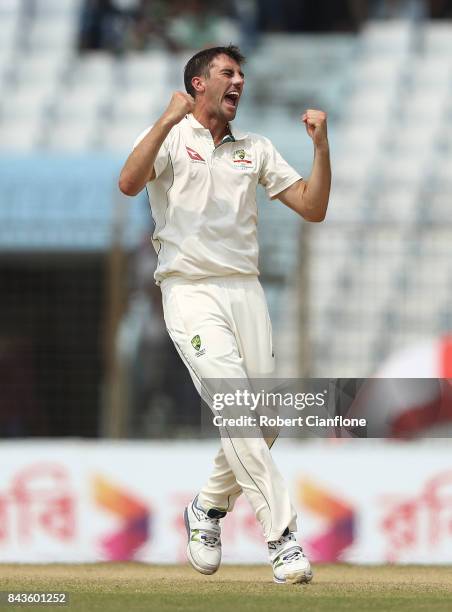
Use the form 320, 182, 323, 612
233, 148, 252, 166
191, 335, 202, 351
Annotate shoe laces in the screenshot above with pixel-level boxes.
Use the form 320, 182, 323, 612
282, 548, 304, 564
194, 502, 221, 548
198, 507, 221, 529
268, 532, 306, 563
200, 530, 220, 548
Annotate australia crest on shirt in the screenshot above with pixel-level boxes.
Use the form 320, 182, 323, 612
232, 148, 253, 170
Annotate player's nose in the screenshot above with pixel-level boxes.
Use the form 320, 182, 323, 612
232, 72, 244, 89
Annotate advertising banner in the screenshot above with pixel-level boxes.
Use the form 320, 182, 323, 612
0, 440, 450, 564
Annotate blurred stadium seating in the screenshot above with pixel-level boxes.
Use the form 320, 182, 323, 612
0, 0, 451, 435
302, 19, 452, 378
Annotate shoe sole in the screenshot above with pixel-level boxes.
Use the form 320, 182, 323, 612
184, 506, 218, 576
273, 570, 313, 584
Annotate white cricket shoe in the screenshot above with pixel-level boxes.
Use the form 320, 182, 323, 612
184, 495, 226, 575
268, 530, 313, 584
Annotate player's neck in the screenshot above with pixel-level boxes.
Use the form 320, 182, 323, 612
192, 108, 230, 147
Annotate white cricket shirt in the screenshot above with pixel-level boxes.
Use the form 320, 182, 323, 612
134, 113, 302, 284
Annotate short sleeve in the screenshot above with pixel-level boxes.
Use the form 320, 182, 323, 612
259, 137, 302, 200
133, 125, 170, 180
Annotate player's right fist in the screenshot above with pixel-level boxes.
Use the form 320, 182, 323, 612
163, 91, 195, 126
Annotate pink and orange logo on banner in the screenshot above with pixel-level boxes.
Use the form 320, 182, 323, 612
93, 476, 150, 561
298, 479, 355, 562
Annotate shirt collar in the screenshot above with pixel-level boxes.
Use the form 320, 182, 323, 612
185, 113, 248, 141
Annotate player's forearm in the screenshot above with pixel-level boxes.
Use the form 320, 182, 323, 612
118, 116, 175, 196
300, 144, 331, 222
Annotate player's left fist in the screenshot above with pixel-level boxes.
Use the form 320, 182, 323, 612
302, 109, 328, 148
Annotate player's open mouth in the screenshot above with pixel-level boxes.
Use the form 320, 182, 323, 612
224, 91, 240, 108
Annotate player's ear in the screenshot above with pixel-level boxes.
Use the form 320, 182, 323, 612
192, 76, 205, 95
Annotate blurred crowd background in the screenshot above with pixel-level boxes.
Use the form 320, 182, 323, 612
0, 0, 452, 439
78, 0, 452, 54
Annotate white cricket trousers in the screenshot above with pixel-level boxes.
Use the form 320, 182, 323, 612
161, 274, 297, 542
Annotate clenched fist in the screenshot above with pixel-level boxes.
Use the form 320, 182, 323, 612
302, 109, 328, 149
163, 91, 196, 126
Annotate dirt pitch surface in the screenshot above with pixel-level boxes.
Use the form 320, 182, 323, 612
0, 564, 451, 612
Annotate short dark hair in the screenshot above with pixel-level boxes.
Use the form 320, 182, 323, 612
184, 45, 246, 97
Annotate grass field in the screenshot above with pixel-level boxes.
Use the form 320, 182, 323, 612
0, 564, 451, 612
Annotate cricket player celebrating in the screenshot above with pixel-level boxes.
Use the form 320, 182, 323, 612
119, 45, 331, 584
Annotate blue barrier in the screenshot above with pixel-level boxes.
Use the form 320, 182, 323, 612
0, 155, 151, 251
